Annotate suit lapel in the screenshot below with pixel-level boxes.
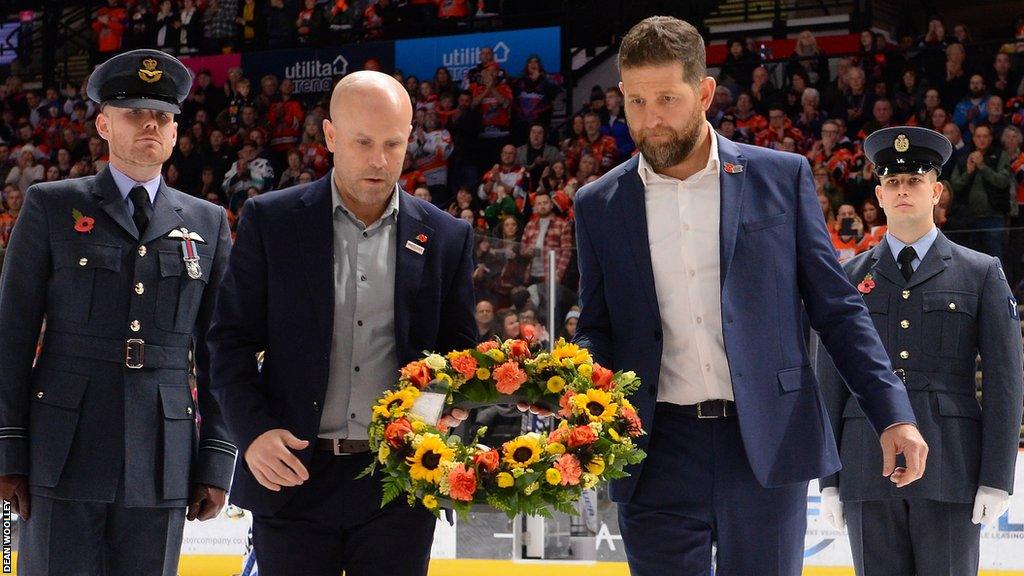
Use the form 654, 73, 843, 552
395, 192, 432, 354
870, 236, 904, 286
292, 177, 335, 338
140, 180, 185, 245
93, 166, 140, 241
717, 134, 747, 284
906, 230, 952, 289
612, 156, 659, 317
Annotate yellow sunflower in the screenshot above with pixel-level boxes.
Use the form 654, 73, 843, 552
571, 389, 618, 423
551, 342, 582, 363
502, 436, 542, 469
408, 434, 455, 484
372, 387, 420, 420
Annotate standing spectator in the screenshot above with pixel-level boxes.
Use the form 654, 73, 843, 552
92, 0, 127, 55
446, 90, 482, 189
267, 78, 304, 170
433, 67, 459, 102
601, 86, 634, 157
479, 144, 526, 204
5, 147, 42, 192
236, 0, 263, 51
466, 45, 508, 88
298, 117, 330, 177
834, 66, 874, 136
989, 53, 1021, 102
124, 1, 155, 49
203, 0, 239, 54
519, 191, 573, 286
567, 112, 619, 175
296, 0, 326, 46
950, 123, 1012, 263
154, 0, 179, 53
223, 142, 274, 208
474, 300, 497, 343
512, 55, 559, 143
516, 123, 563, 190
794, 87, 826, 140
893, 68, 928, 123
858, 98, 895, 139
407, 110, 454, 203
953, 74, 990, 131
168, 133, 203, 194
786, 30, 830, 88
719, 38, 758, 93
471, 68, 513, 166
829, 203, 864, 262
1002, 125, 1024, 288
939, 43, 969, 106
748, 66, 779, 116
733, 92, 767, 139
265, 0, 294, 49
178, 0, 202, 54
0, 187, 22, 248
940, 122, 967, 181
278, 149, 305, 189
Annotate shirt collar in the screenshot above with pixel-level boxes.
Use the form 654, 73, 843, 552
886, 226, 939, 263
638, 122, 720, 187
108, 162, 160, 205
329, 169, 400, 226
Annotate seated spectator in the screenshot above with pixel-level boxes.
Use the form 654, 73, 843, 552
907, 88, 942, 127
755, 106, 804, 150
794, 87, 826, 140
749, 66, 779, 116
479, 144, 526, 204
536, 159, 568, 195
834, 66, 874, 136
474, 299, 497, 343
830, 203, 864, 263
856, 197, 887, 252
408, 110, 453, 202
398, 152, 427, 193
893, 68, 928, 122
601, 87, 634, 157
278, 149, 305, 189
857, 98, 895, 139
516, 123, 563, 191
483, 183, 521, 227
298, 117, 331, 178
564, 154, 598, 200
953, 74, 990, 131
786, 30, 830, 88
560, 114, 585, 156
930, 107, 951, 132
707, 86, 733, 128
986, 96, 1009, 142
567, 112, 619, 175
559, 308, 580, 341
5, 146, 43, 192
268, 78, 305, 165
412, 186, 432, 202
941, 122, 967, 181
520, 191, 573, 286
717, 115, 750, 144
223, 143, 274, 210
989, 53, 1021, 102
0, 186, 23, 248
733, 92, 767, 139
719, 37, 758, 92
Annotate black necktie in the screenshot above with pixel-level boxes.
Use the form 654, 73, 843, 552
129, 185, 152, 237
897, 246, 916, 282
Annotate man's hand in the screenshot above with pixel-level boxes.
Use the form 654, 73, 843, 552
879, 423, 928, 487
516, 402, 553, 417
244, 429, 310, 492
186, 484, 227, 521
439, 408, 469, 430
972, 486, 1010, 527
0, 474, 30, 520
820, 487, 845, 530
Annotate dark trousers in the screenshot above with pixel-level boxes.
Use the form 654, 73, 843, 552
251, 451, 436, 576
618, 403, 808, 576
846, 499, 980, 576
18, 481, 185, 576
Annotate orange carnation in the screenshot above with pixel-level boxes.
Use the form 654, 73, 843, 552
591, 364, 614, 391
558, 391, 576, 418
450, 353, 478, 380
623, 406, 644, 437
401, 361, 432, 389
567, 425, 597, 448
548, 426, 569, 446
447, 463, 478, 502
472, 449, 500, 474
476, 341, 499, 353
493, 361, 528, 395
553, 454, 582, 486
508, 339, 531, 359
385, 418, 413, 448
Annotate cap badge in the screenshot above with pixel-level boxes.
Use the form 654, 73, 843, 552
138, 58, 163, 84
894, 133, 910, 153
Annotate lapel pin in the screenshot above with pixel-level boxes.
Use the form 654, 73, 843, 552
416, 233, 428, 244
724, 162, 744, 174
405, 240, 425, 255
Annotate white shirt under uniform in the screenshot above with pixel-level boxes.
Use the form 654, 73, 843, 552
639, 123, 735, 405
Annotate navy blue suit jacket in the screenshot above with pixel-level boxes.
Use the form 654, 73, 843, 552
206, 176, 477, 515
573, 134, 917, 503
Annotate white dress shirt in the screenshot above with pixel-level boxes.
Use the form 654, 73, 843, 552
640, 124, 735, 405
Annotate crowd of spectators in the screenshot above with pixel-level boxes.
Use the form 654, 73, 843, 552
2, 8, 1024, 340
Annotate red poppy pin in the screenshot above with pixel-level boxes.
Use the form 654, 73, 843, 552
416, 233, 428, 244
72, 209, 95, 234
724, 162, 744, 174
857, 272, 875, 294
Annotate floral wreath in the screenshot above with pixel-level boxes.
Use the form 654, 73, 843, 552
361, 337, 647, 519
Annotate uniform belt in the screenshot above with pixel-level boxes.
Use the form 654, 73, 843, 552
315, 438, 371, 455
43, 332, 189, 370
656, 400, 737, 419
892, 368, 975, 395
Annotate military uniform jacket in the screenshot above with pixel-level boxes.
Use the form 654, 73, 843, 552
0, 166, 237, 508
817, 231, 1024, 503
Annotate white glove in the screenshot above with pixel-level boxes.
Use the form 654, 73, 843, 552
821, 487, 845, 530
971, 486, 1010, 528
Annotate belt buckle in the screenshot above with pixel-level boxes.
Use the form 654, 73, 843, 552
332, 438, 343, 456
125, 339, 145, 369
697, 401, 716, 419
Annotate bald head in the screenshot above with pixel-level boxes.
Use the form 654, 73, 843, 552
330, 71, 413, 126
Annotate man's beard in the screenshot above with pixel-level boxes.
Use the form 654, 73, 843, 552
632, 107, 704, 171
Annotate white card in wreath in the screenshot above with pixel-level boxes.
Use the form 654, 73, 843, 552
409, 391, 447, 426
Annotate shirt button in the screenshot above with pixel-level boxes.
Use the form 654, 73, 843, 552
362, 232, 368, 238
696, 316, 703, 324
79, 257, 88, 266
138, 245, 147, 257
704, 364, 711, 372
36, 391, 44, 399
360, 275, 367, 281
135, 282, 145, 295
350, 413, 357, 419
312, 401, 320, 412
357, 320, 364, 327
130, 320, 141, 332
689, 270, 696, 278
185, 406, 193, 416
354, 366, 360, 372
899, 350, 910, 359
900, 320, 910, 329
902, 290, 911, 300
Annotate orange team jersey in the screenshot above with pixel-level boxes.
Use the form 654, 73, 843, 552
735, 113, 767, 136
1011, 150, 1024, 204
569, 135, 619, 175
857, 224, 887, 252
471, 82, 513, 129
830, 227, 860, 263
438, 0, 469, 18
400, 170, 426, 192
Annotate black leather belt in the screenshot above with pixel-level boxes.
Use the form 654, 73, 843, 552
43, 332, 189, 370
892, 368, 975, 395
316, 438, 371, 455
657, 400, 737, 419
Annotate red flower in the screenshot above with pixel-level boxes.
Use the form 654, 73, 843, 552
508, 339, 531, 359
472, 449, 500, 474
447, 464, 477, 502
450, 354, 478, 380
74, 216, 95, 233
520, 323, 536, 343
622, 407, 644, 437
384, 418, 413, 448
591, 364, 614, 391
549, 426, 569, 445
493, 361, 527, 395
400, 361, 432, 389
568, 425, 597, 448
476, 341, 499, 353
857, 279, 875, 294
